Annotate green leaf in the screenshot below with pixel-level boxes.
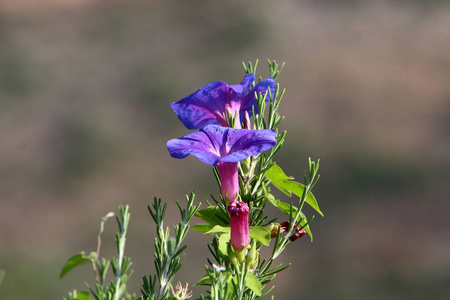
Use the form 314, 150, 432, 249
192, 224, 214, 232
266, 164, 323, 216
195, 206, 228, 227
249, 226, 271, 246
245, 273, 262, 296
195, 274, 211, 286
296, 211, 313, 241
205, 225, 230, 235
266, 164, 294, 195
60, 252, 91, 278
218, 233, 231, 257
76, 292, 93, 300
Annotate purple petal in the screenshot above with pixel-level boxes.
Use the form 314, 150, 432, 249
229, 73, 255, 96
167, 131, 221, 165
240, 77, 276, 118
168, 125, 277, 165
220, 128, 277, 162
171, 81, 228, 129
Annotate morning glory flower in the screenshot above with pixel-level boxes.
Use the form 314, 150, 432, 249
171, 73, 276, 129
227, 200, 250, 251
167, 124, 277, 202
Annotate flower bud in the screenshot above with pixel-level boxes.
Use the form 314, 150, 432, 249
289, 225, 306, 241
270, 222, 289, 238
227, 201, 249, 251
242, 111, 251, 129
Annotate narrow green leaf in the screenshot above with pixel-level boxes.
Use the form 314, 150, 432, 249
249, 226, 271, 246
266, 164, 323, 216
60, 252, 91, 278
195, 206, 228, 227
245, 273, 262, 296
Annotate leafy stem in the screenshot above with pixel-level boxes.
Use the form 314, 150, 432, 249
141, 192, 200, 300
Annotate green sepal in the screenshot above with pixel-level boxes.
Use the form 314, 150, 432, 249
249, 226, 271, 246
266, 163, 323, 217
60, 252, 91, 279
246, 242, 259, 269
245, 273, 262, 296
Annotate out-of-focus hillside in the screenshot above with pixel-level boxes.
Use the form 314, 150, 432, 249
0, 0, 449, 299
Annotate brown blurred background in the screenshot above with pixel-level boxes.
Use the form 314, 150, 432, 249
1, 0, 449, 299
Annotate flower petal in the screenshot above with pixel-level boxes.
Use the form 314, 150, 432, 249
221, 128, 277, 162
168, 125, 277, 165
171, 81, 229, 129
197, 125, 277, 163
229, 73, 255, 96
240, 77, 276, 118
167, 131, 221, 165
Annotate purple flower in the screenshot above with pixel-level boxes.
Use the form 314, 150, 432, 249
227, 201, 250, 251
171, 73, 276, 129
167, 125, 277, 202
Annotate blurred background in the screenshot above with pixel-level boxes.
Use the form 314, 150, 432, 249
1, 0, 449, 299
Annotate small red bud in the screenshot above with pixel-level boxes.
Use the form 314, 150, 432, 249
289, 225, 306, 241
270, 222, 289, 238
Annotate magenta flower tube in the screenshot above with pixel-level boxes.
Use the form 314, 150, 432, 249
227, 201, 250, 251
217, 161, 239, 203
